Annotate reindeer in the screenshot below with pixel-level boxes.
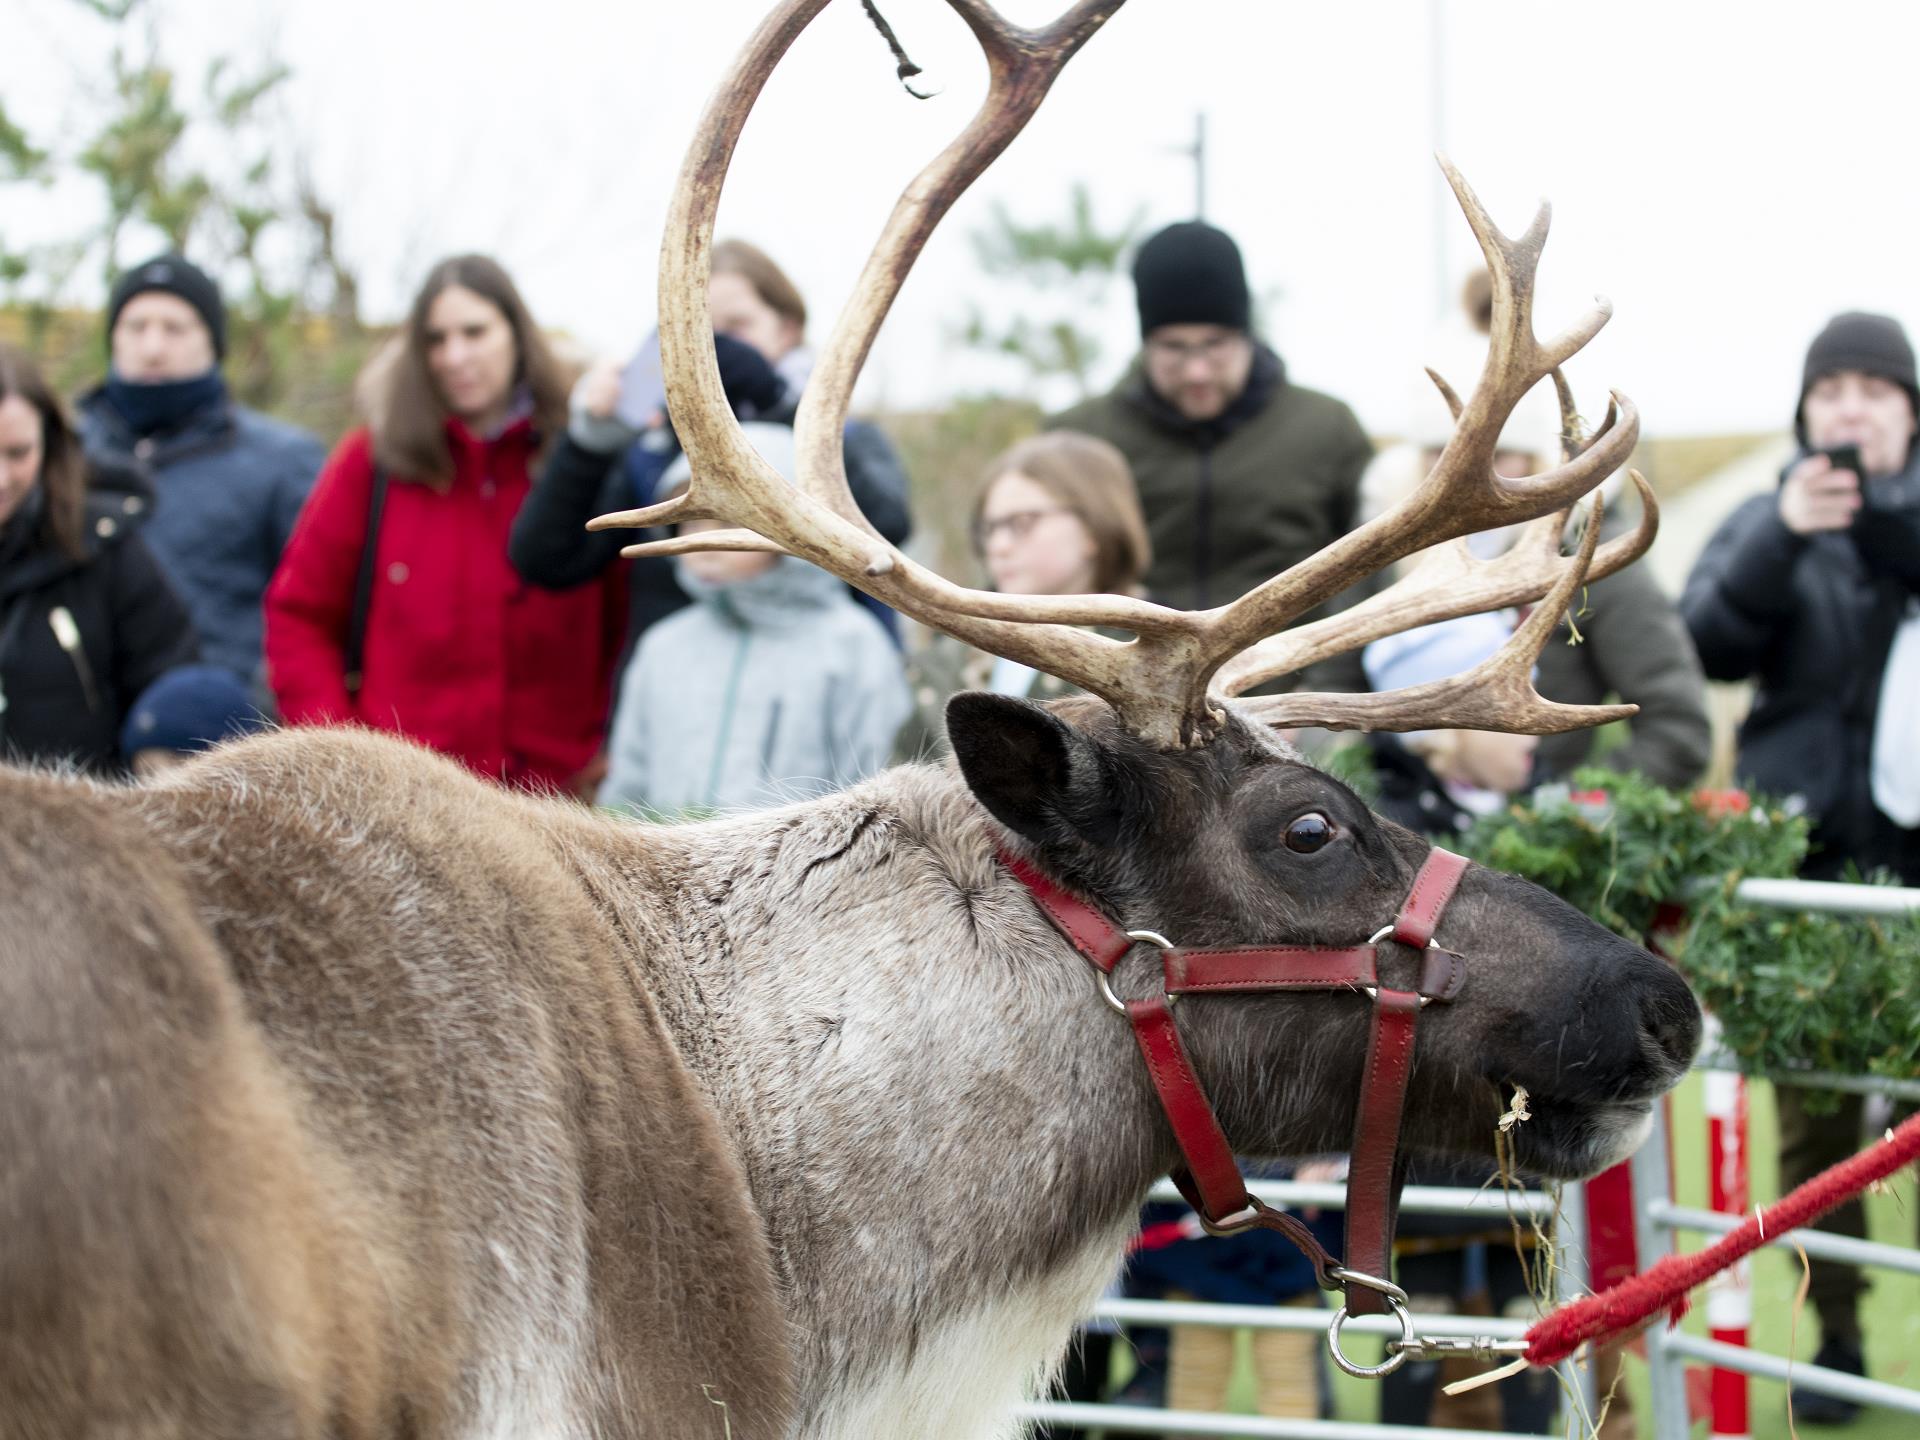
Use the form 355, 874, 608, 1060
0, 3, 1700, 1437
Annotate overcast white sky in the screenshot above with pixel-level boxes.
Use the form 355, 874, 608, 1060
8, 1, 1917, 436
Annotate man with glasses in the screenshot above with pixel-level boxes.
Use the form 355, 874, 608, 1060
1050, 220, 1373, 655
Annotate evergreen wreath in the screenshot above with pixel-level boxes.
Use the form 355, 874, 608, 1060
1332, 758, 1920, 1093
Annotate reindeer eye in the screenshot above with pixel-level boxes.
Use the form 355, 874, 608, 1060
1284, 812, 1335, 854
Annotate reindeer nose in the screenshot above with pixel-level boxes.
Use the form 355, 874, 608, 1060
1638, 966, 1702, 1078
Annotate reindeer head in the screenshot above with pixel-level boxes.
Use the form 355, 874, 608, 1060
596, 0, 1701, 1180
947, 691, 1698, 1183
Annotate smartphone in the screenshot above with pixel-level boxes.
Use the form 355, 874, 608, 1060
1816, 443, 1864, 479
615, 331, 667, 432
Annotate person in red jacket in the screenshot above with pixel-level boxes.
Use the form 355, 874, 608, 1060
265, 254, 624, 795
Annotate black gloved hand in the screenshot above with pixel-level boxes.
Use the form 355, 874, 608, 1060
713, 332, 788, 419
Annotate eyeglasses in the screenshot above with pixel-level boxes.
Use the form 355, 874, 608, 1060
972, 506, 1072, 550
1144, 333, 1248, 369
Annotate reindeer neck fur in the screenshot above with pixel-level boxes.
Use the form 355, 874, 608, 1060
575, 763, 1174, 1437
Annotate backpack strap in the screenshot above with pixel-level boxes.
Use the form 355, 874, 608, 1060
0, 591, 37, 746
343, 465, 390, 698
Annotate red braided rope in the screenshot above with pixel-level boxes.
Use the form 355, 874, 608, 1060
1525, 1110, 1920, 1368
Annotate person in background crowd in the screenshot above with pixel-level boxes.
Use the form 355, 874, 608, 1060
1680, 310, 1920, 1423
77, 253, 324, 688
508, 238, 912, 654
1361, 341, 1710, 789
120, 662, 269, 778
0, 345, 198, 774
1362, 612, 1540, 836
893, 430, 1149, 761
265, 254, 625, 797
1048, 219, 1373, 687
599, 422, 907, 817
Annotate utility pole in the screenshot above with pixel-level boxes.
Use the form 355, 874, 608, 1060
1174, 111, 1207, 219
1430, 0, 1450, 321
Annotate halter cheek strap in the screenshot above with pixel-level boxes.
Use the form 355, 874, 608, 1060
999, 845, 1472, 1322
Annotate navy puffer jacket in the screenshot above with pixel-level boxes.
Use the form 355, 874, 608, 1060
78, 386, 324, 683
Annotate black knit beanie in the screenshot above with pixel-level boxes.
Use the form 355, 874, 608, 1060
106, 253, 227, 361
1132, 221, 1251, 337
1796, 310, 1917, 443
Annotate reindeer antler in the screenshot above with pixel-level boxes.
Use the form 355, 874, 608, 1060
592, 0, 1652, 749
1212, 368, 1659, 719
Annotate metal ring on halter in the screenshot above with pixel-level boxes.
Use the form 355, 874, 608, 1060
1326, 1301, 1418, 1379
1095, 929, 1177, 1015
1363, 924, 1446, 1007
1325, 1267, 1417, 1379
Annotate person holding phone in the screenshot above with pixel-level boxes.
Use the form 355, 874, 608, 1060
507, 240, 914, 659
1681, 311, 1920, 1423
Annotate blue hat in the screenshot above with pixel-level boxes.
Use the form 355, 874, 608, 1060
120, 665, 267, 759
1363, 612, 1513, 694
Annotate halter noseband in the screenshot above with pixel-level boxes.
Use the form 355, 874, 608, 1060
999, 844, 1472, 1377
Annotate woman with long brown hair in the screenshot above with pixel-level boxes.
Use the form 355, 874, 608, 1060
265, 255, 626, 794
0, 344, 198, 772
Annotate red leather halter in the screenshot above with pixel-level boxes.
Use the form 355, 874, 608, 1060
999, 844, 1472, 1345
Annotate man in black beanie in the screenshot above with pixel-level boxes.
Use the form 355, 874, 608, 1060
77, 253, 324, 693
1681, 312, 1920, 1424
1048, 220, 1372, 681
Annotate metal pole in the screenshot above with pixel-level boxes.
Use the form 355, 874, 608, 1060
1194, 111, 1207, 219
1721, 875, 1920, 916
1647, 1201, 1920, 1275
1693, 1050, 1920, 1103
1631, 1095, 1694, 1440
1663, 1334, 1920, 1416
1016, 1401, 1556, 1439
1704, 1067, 1752, 1440
1429, 0, 1449, 321
1147, 1177, 1556, 1220
1551, 1180, 1599, 1427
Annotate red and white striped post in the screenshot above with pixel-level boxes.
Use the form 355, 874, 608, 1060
1704, 1066, 1752, 1440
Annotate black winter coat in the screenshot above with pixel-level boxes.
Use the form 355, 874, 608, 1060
508, 411, 913, 666
0, 463, 199, 774
1680, 452, 1920, 877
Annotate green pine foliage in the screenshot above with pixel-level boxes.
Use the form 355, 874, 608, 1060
1439, 767, 1920, 1088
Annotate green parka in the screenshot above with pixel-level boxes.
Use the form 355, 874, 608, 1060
1050, 345, 1373, 692
1050, 346, 1373, 612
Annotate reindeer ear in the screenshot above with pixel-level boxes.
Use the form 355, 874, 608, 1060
945, 693, 1119, 845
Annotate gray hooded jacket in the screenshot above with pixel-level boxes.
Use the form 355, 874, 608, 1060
599, 555, 909, 818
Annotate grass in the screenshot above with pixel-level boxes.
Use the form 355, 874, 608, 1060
1129, 1071, 1919, 1436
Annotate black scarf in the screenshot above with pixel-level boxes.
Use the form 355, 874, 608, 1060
102, 367, 227, 439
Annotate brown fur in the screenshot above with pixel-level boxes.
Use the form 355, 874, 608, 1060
0, 731, 794, 1439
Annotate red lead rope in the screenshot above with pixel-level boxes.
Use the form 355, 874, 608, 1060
1524, 1109, 1920, 1368
999, 843, 1471, 1318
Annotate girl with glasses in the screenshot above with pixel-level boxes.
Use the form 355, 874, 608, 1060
894, 431, 1148, 762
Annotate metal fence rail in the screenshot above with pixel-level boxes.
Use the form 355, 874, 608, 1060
1636, 1054, 1920, 1438
1015, 1401, 1555, 1438
1718, 875, 1920, 917
1010, 1174, 1591, 1439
